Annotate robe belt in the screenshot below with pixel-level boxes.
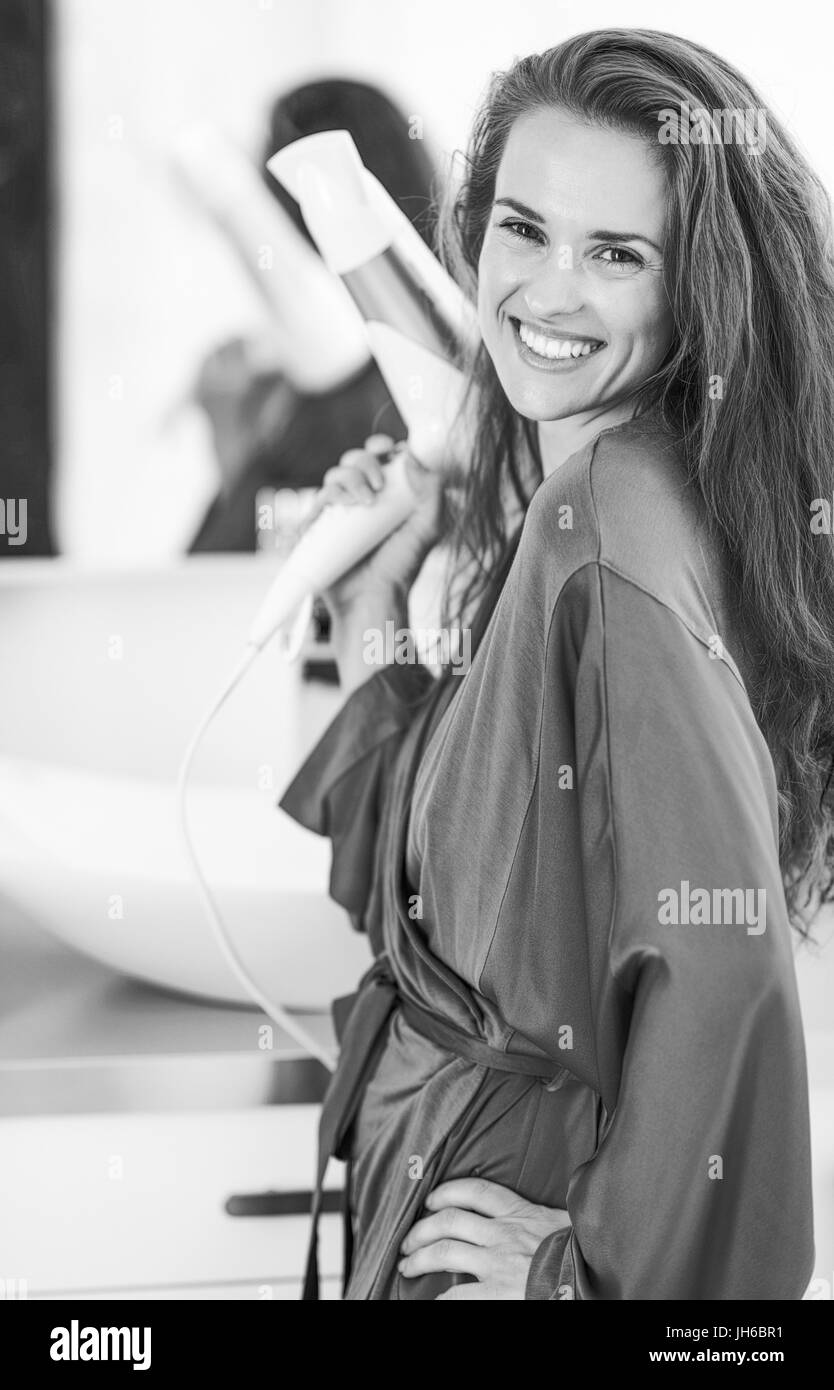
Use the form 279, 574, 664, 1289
301, 953, 559, 1300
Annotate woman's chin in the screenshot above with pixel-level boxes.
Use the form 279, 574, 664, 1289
501, 377, 593, 422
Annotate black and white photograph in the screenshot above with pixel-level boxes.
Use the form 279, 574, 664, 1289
2, 0, 834, 1348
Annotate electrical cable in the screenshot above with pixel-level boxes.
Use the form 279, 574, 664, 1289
177, 642, 338, 1073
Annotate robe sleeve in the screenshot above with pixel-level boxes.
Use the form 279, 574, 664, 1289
525, 564, 815, 1300
278, 663, 435, 933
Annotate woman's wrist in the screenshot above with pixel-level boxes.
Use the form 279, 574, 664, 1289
328, 587, 412, 697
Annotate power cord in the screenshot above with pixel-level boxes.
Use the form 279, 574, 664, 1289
177, 642, 338, 1073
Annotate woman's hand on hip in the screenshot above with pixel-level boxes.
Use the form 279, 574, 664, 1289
398, 1177, 570, 1300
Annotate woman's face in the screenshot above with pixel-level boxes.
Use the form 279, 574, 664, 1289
477, 107, 674, 422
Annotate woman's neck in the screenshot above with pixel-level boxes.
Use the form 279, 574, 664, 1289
537, 399, 640, 479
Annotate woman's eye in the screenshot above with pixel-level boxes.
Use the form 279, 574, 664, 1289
593, 245, 644, 272
498, 219, 545, 245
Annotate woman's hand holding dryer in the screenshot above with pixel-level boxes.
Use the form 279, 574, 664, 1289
308, 433, 447, 695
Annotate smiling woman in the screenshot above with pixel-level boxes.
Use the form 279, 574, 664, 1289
278, 27, 834, 1301
478, 110, 672, 421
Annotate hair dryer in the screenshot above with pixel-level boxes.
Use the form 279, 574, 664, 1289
243, 129, 480, 652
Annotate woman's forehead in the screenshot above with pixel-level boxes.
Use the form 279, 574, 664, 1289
496, 108, 667, 239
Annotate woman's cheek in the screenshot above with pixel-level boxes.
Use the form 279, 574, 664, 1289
634, 279, 675, 349
480, 238, 523, 297
607, 283, 673, 364
478, 262, 515, 344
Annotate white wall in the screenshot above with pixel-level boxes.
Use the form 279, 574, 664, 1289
55, 0, 834, 558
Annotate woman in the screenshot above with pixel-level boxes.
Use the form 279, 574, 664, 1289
279, 28, 831, 1299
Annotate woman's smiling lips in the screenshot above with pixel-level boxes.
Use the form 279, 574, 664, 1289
507, 314, 606, 371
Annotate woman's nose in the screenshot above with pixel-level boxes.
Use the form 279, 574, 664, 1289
523, 253, 584, 320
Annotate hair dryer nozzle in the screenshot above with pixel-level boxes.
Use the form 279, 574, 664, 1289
267, 131, 395, 273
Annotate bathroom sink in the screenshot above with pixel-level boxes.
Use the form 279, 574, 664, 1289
0, 556, 372, 1007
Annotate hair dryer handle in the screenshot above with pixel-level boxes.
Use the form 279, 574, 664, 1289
246, 446, 420, 651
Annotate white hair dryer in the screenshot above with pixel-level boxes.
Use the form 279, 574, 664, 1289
243, 129, 480, 652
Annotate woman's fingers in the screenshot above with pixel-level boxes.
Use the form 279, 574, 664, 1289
311, 436, 402, 519
424, 1177, 531, 1220
337, 450, 384, 493
397, 1237, 492, 1281
319, 462, 374, 505
400, 1206, 499, 1256
364, 432, 396, 459
321, 438, 396, 503
435, 1282, 503, 1301
300, 433, 412, 549
397, 1178, 570, 1296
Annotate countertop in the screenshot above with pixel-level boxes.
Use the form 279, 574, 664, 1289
0, 892, 335, 1116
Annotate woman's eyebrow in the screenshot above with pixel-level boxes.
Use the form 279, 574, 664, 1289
493, 200, 662, 256
588, 228, 664, 255
492, 197, 545, 223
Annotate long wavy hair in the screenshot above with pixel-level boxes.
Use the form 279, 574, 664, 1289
433, 27, 834, 937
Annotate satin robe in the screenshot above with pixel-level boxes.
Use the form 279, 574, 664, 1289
279, 412, 815, 1300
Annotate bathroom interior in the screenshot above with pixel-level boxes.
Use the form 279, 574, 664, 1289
1, 0, 833, 1300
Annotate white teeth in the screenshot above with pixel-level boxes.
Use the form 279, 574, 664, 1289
516, 320, 600, 360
